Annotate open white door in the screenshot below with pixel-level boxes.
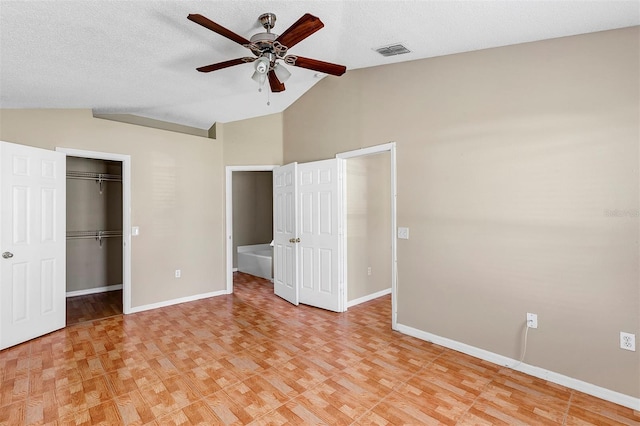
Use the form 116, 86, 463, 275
0, 141, 66, 350
273, 162, 299, 305
273, 159, 345, 312
298, 159, 344, 312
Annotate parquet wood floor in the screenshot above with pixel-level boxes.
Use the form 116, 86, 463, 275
2, 272, 638, 425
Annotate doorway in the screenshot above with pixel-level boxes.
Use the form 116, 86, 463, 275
225, 165, 277, 294
65, 156, 123, 324
344, 151, 393, 307
56, 148, 132, 316
337, 142, 397, 328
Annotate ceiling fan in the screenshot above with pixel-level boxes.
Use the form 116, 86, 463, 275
187, 12, 347, 93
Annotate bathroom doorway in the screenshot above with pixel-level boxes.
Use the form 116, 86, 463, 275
225, 165, 277, 294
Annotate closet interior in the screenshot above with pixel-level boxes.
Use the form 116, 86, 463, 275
66, 156, 123, 324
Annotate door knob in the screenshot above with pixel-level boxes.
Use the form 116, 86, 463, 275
2, 252, 14, 259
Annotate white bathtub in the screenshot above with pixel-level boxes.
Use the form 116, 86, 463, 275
237, 244, 273, 280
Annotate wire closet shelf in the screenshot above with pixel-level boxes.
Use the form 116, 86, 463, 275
67, 170, 122, 193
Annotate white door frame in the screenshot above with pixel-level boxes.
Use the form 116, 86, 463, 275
225, 165, 278, 294
56, 148, 132, 314
337, 142, 398, 330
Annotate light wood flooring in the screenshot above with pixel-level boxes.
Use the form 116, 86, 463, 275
1, 272, 638, 425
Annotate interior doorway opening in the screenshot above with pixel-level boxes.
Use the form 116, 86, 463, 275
65, 156, 123, 324
232, 170, 274, 279
337, 142, 397, 328
344, 151, 393, 308
225, 165, 277, 294
56, 147, 132, 319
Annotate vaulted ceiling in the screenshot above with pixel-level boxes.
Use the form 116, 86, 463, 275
1, 1, 638, 130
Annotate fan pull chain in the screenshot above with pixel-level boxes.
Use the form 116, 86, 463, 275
256, 81, 270, 106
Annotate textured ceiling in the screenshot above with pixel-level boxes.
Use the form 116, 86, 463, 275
1, 1, 638, 130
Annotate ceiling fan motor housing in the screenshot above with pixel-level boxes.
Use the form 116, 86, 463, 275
249, 32, 277, 51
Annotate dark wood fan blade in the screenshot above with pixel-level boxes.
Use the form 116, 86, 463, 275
196, 58, 252, 73
268, 70, 285, 92
288, 56, 346, 76
188, 14, 251, 45
275, 13, 324, 49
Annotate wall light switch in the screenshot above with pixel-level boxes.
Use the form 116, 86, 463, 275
132, 226, 139, 236
398, 227, 409, 239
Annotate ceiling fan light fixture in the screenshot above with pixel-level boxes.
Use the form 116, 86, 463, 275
254, 56, 270, 74
273, 63, 291, 82
251, 70, 267, 86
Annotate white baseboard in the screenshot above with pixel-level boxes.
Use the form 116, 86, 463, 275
347, 288, 392, 308
232, 268, 238, 272
396, 323, 640, 411
128, 289, 227, 314
66, 284, 122, 298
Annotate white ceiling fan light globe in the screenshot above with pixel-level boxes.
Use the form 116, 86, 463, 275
251, 71, 267, 85
273, 63, 291, 82
254, 57, 270, 74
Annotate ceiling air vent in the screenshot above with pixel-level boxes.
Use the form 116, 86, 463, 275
374, 43, 411, 57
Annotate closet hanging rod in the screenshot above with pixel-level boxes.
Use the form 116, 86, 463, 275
66, 230, 122, 238
66, 171, 122, 182
66, 230, 122, 247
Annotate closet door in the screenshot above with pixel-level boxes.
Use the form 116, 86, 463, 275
0, 141, 66, 350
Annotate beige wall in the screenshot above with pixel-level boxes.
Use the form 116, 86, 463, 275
347, 152, 392, 301
66, 157, 123, 292
0, 109, 226, 308
284, 27, 640, 398
232, 171, 273, 268
222, 113, 283, 166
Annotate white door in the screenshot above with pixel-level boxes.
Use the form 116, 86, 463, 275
273, 159, 344, 312
0, 141, 66, 350
273, 162, 299, 305
298, 159, 344, 312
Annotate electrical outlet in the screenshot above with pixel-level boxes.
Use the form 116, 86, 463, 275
620, 332, 636, 351
527, 313, 538, 329
175, 269, 181, 278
